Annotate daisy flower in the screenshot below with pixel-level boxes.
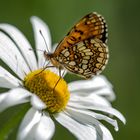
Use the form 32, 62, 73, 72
0, 16, 125, 140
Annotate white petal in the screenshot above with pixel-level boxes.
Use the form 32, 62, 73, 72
0, 66, 21, 88
0, 88, 31, 112
17, 108, 41, 140
66, 107, 118, 131
31, 94, 46, 110
67, 108, 115, 140
64, 108, 103, 136
100, 124, 114, 140
54, 112, 97, 140
0, 24, 37, 71
69, 94, 111, 107
88, 124, 114, 140
0, 93, 7, 102
70, 87, 115, 101
18, 108, 55, 140
0, 32, 31, 79
90, 86, 116, 101
34, 114, 55, 140
31, 16, 52, 68
68, 75, 115, 101
68, 101, 126, 125
26, 114, 55, 140
69, 75, 112, 91
56, 110, 113, 140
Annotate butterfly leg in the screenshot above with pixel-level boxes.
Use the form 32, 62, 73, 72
35, 65, 56, 76
53, 67, 65, 92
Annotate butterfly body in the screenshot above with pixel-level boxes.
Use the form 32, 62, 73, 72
44, 12, 109, 79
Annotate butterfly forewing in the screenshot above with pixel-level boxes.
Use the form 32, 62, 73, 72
54, 12, 108, 56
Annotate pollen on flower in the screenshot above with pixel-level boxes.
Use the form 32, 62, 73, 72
23, 69, 70, 113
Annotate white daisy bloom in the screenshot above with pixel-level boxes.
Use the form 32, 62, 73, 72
0, 16, 125, 140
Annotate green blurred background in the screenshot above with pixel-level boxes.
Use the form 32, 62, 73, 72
0, 0, 139, 139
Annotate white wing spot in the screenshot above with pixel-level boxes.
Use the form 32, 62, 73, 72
82, 49, 91, 52
64, 51, 70, 57
90, 39, 96, 44
78, 46, 86, 51
78, 68, 84, 73
97, 57, 104, 63
99, 53, 105, 58
82, 59, 88, 64
83, 56, 90, 60
61, 49, 68, 54
69, 61, 76, 66
85, 52, 93, 56
77, 42, 84, 49
82, 64, 88, 69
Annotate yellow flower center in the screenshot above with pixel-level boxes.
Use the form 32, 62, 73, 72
23, 69, 70, 113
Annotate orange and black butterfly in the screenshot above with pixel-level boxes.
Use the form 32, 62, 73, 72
44, 12, 109, 79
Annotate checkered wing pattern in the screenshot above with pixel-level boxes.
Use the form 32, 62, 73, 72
44, 12, 109, 79
55, 38, 108, 79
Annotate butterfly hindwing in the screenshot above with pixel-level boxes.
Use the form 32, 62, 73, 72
56, 38, 109, 79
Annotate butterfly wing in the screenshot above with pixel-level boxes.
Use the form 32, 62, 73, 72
55, 38, 109, 79
54, 12, 108, 56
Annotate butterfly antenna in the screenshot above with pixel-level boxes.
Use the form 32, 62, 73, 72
29, 48, 44, 52
39, 30, 50, 53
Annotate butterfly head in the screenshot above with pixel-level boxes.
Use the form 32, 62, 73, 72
44, 51, 60, 68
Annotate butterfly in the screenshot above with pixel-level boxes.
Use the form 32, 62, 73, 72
44, 12, 109, 79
